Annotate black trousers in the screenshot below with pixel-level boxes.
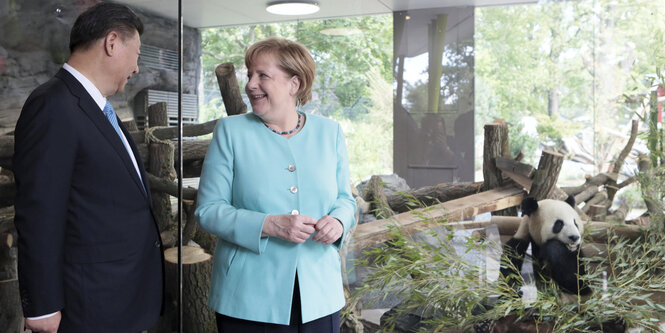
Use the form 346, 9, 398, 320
215, 276, 340, 333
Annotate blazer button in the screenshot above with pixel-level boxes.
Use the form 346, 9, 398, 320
288, 165, 296, 172
291, 209, 299, 215
290, 186, 298, 194
154, 240, 161, 248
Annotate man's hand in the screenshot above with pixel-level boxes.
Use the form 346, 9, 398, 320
262, 214, 317, 243
312, 216, 343, 245
25, 311, 61, 333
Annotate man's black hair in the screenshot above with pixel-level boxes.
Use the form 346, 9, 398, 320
69, 2, 143, 53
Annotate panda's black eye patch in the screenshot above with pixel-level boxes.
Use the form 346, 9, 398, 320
574, 220, 579, 229
553, 219, 564, 234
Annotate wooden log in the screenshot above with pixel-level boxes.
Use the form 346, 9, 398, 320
122, 119, 139, 132
136, 139, 212, 170
148, 102, 169, 127
147, 103, 176, 232
129, 119, 219, 144
581, 191, 608, 213
587, 204, 607, 222
349, 185, 526, 251
467, 216, 642, 243
384, 181, 483, 213
146, 172, 197, 201
573, 185, 599, 205
182, 199, 198, 246
164, 246, 215, 333
529, 150, 564, 200
482, 123, 508, 191
606, 201, 629, 223
362, 175, 394, 219
215, 63, 247, 116
483, 123, 517, 216
561, 173, 617, 196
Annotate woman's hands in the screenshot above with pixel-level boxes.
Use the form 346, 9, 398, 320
262, 214, 343, 245
312, 215, 343, 245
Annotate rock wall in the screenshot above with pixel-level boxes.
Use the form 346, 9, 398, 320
0, 0, 201, 135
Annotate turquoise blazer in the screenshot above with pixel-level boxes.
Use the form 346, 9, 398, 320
195, 112, 357, 325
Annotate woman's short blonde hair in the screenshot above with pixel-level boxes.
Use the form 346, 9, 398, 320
245, 37, 316, 106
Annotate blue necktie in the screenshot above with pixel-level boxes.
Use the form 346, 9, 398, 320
102, 101, 147, 194
102, 101, 125, 142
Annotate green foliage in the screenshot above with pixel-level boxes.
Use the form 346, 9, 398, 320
352, 217, 665, 332
475, 0, 665, 172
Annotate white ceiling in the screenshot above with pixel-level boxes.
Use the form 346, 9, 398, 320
118, 0, 535, 29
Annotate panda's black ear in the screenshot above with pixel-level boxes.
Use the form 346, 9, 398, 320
521, 197, 539, 216
565, 195, 576, 208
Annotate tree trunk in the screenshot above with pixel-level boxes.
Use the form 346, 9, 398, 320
164, 246, 215, 333
215, 63, 247, 116
483, 123, 517, 216
529, 150, 564, 200
147, 103, 176, 232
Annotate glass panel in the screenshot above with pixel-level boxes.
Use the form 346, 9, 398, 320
393, 7, 475, 188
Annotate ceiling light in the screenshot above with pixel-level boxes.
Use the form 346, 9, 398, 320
266, 1, 320, 16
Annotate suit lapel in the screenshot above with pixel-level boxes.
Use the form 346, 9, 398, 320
56, 69, 148, 198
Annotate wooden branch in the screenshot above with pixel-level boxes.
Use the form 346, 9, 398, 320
607, 119, 639, 203
609, 119, 639, 174
146, 172, 197, 201
573, 185, 599, 205
385, 181, 483, 213
529, 150, 564, 200
129, 119, 219, 144
494, 157, 535, 179
606, 201, 629, 223
215, 63, 247, 116
137, 139, 211, 166
561, 173, 617, 196
349, 185, 525, 251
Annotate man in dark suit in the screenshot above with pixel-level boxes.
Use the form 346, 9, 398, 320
13, 3, 163, 332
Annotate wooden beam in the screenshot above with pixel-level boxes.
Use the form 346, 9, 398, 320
349, 185, 525, 251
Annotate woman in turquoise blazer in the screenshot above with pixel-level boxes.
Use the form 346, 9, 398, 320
195, 37, 356, 333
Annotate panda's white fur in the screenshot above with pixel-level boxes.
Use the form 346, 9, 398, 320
526, 199, 584, 251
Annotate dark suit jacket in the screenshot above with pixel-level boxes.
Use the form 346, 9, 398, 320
13, 68, 163, 332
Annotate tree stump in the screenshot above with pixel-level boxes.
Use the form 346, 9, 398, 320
215, 63, 247, 116
164, 246, 215, 333
529, 150, 564, 201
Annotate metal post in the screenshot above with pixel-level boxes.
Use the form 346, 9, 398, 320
177, 0, 184, 332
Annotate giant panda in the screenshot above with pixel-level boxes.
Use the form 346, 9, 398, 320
500, 195, 591, 296
475, 196, 626, 332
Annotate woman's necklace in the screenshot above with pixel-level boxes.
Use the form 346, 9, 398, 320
263, 112, 302, 135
